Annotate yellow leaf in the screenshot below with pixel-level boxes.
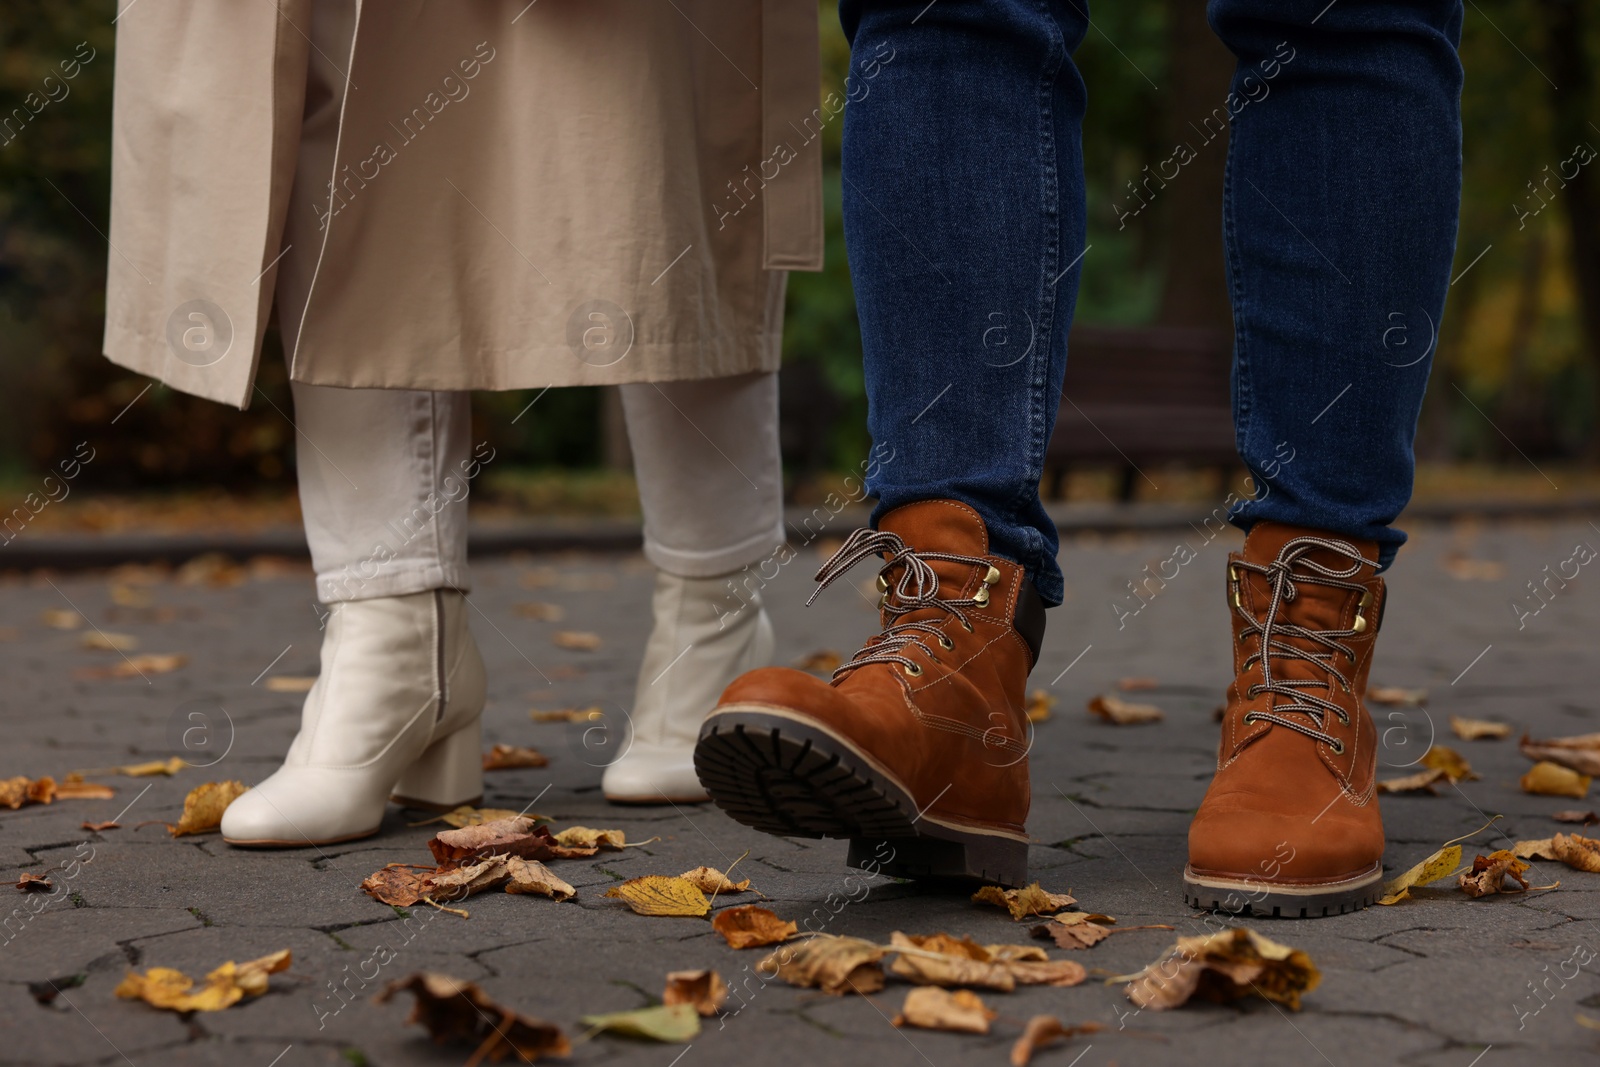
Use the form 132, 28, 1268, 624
75, 757, 186, 778
554, 826, 626, 849
893, 987, 996, 1034
663, 969, 727, 1017
1514, 833, 1600, 873
1449, 715, 1511, 741
972, 882, 1076, 920
529, 706, 603, 723
1418, 745, 1478, 782
1520, 732, 1600, 776
1369, 685, 1428, 706
1120, 927, 1319, 1011
264, 675, 316, 693
1522, 761, 1591, 799
1086, 694, 1163, 725
757, 935, 887, 995
1025, 689, 1056, 724
80, 631, 138, 652
1375, 767, 1450, 794
54, 781, 115, 800
115, 949, 290, 1012
1378, 844, 1463, 905
711, 905, 797, 949
170, 781, 248, 837
40, 609, 83, 630
482, 744, 549, 771
603, 876, 710, 917
552, 631, 602, 651
579, 1003, 700, 1043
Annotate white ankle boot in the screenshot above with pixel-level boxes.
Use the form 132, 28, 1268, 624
602, 572, 774, 804
222, 589, 486, 846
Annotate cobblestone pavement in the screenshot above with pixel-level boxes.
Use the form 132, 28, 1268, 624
2, 517, 1599, 1067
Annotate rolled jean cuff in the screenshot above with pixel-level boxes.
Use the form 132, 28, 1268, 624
643, 522, 787, 580
315, 560, 472, 604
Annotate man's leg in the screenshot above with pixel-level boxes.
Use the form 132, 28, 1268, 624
693, 1, 1087, 887
1187, 0, 1463, 915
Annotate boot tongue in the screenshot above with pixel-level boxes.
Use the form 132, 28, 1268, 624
876, 500, 993, 622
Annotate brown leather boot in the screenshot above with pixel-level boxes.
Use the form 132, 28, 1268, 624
1186, 521, 1388, 917
694, 500, 1046, 886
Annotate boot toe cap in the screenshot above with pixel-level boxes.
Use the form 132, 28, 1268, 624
1188, 789, 1384, 883
602, 746, 708, 803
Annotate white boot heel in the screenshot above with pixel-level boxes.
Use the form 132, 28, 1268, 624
221, 588, 486, 847
392, 718, 483, 810
603, 572, 775, 804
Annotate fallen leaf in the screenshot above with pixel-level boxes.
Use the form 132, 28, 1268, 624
428, 817, 583, 866
1120, 927, 1319, 1011
14, 873, 52, 892
115, 949, 291, 1013
1450, 715, 1511, 741
757, 935, 886, 995
55, 781, 115, 800
80, 631, 138, 652
1030, 912, 1117, 950
678, 865, 750, 894
579, 1003, 700, 1043
82, 820, 120, 832
0, 776, 57, 809
377, 972, 570, 1063
1025, 689, 1056, 724
663, 969, 727, 1017
1418, 745, 1479, 782
529, 706, 603, 723
41, 609, 83, 630
893, 987, 996, 1034
604, 876, 710, 917
361, 864, 436, 907
170, 781, 249, 836
972, 883, 1076, 920
76, 756, 186, 778
1520, 732, 1600, 777
711, 905, 796, 949
1442, 553, 1504, 581
1552, 810, 1599, 825
552, 631, 601, 651
413, 806, 530, 828
513, 602, 565, 621
1117, 677, 1159, 691
78, 653, 188, 680
1086, 693, 1163, 724
1514, 833, 1600, 873
1459, 850, 1532, 897
1369, 685, 1428, 706
176, 553, 246, 587
502, 858, 575, 901
888, 932, 1017, 992
264, 675, 317, 693
794, 650, 841, 674
1378, 844, 1463, 905
482, 744, 549, 771
1522, 761, 1591, 799
426, 857, 514, 899
1011, 1016, 1103, 1067
554, 826, 626, 850
1376, 767, 1451, 794
110, 584, 153, 608
1005, 959, 1090, 987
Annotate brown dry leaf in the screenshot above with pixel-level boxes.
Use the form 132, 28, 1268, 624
529, 706, 603, 723
1418, 745, 1479, 782
428, 817, 576, 866
1552, 810, 1599, 825
1378, 844, 1463, 905
176, 553, 247, 587
1025, 689, 1056, 724
757, 935, 887, 995
1031, 912, 1118, 950
170, 781, 249, 837
264, 675, 317, 693
893, 987, 997, 1035
362, 864, 436, 907
1522, 761, 1592, 799
1117, 677, 1159, 691
679, 865, 750, 894
1376, 767, 1451, 795
15, 873, 52, 892
426, 858, 513, 900
603, 876, 710, 917
377, 972, 570, 1064
972, 882, 1076, 920
82, 820, 120, 832
503, 858, 575, 901
554, 826, 627, 850
1121, 927, 1319, 1011
663, 969, 727, 1017
80, 631, 138, 652
1087, 693, 1164, 725
1450, 715, 1512, 741
109, 583, 153, 608
1369, 685, 1428, 706
1442, 554, 1504, 581
55, 780, 115, 800
41, 609, 84, 630
794, 650, 841, 674
78, 653, 188, 680
0, 776, 49, 809
1520, 732, 1600, 777
551, 630, 601, 651
1004, 958, 1089, 988
888, 932, 1016, 992
512, 602, 565, 622
1459, 850, 1532, 898
1011, 1016, 1103, 1067
1514, 833, 1600, 873
482, 744, 549, 771
115, 949, 291, 1013
711, 905, 797, 949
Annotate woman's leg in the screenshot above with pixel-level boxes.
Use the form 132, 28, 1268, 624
602, 371, 785, 803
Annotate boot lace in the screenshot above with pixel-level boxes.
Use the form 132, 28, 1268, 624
807, 528, 994, 679
1232, 535, 1379, 752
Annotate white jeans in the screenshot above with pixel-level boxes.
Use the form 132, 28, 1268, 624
291, 373, 785, 603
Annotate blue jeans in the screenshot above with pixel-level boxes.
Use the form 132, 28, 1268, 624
840, 0, 1464, 606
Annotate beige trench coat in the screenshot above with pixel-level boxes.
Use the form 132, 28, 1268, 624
103, 0, 824, 409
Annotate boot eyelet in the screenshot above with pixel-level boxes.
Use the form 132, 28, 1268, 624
1241, 712, 1258, 725
937, 634, 954, 650
959, 618, 974, 633
983, 565, 1001, 585
973, 585, 991, 607
1328, 739, 1345, 755
902, 662, 923, 678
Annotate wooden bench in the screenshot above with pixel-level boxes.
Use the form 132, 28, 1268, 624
1045, 325, 1237, 501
